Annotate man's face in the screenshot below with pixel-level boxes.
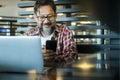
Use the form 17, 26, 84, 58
35, 5, 57, 31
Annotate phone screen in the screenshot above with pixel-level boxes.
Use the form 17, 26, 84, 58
46, 40, 57, 52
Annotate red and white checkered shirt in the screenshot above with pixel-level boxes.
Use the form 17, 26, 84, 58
24, 24, 78, 65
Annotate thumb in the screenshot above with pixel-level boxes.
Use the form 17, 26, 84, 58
42, 45, 46, 50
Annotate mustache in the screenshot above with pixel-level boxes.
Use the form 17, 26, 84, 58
42, 23, 52, 25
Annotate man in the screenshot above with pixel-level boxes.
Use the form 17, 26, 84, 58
24, 0, 77, 66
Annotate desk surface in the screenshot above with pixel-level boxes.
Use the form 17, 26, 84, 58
0, 65, 118, 80
0, 67, 117, 80
0, 54, 119, 80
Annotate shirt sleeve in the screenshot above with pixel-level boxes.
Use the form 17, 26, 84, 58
55, 26, 78, 65
23, 28, 34, 36
23, 27, 40, 36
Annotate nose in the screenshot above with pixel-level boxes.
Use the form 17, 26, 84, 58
43, 17, 50, 23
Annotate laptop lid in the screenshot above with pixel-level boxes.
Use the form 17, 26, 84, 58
0, 36, 44, 73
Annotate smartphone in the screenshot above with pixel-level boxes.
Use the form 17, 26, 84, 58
46, 40, 57, 52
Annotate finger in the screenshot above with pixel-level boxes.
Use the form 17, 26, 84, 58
42, 49, 46, 54
42, 45, 46, 50
46, 50, 53, 53
44, 56, 55, 60
43, 52, 55, 57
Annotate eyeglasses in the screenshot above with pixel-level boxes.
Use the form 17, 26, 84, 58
36, 15, 55, 21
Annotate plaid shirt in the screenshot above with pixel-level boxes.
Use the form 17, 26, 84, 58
24, 24, 77, 65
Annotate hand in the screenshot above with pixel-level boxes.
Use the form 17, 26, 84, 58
42, 45, 56, 61
42, 45, 56, 67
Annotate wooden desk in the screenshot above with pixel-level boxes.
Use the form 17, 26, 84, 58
0, 61, 117, 80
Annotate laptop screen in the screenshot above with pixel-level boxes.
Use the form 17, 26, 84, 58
0, 36, 44, 73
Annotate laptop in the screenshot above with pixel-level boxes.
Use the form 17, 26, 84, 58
0, 36, 44, 73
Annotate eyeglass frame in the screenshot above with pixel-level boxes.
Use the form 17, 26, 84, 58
36, 14, 56, 21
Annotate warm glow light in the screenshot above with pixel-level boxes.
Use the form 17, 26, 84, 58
0, 17, 2, 19
28, 15, 33, 18
27, 70, 37, 74
57, 77, 63, 80
71, 22, 76, 25
79, 62, 95, 70
80, 21, 92, 24
25, 7, 33, 11
57, 72, 64, 80
54, 0, 58, 1
57, 13, 64, 16
78, 57, 81, 60
73, 62, 95, 70
79, 15, 88, 17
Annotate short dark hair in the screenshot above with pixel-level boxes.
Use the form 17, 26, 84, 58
34, 0, 56, 14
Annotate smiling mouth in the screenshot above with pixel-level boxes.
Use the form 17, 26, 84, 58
43, 23, 52, 25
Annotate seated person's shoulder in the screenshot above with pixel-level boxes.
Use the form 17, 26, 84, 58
24, 27, 40, 36
60, 24, 72, 33
56, 24, 70, 30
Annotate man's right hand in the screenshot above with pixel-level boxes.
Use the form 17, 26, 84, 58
42, 45, 56, 61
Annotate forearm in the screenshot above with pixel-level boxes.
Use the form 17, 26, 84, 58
55, 51, 77, 64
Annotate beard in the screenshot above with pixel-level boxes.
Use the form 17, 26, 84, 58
40, 22, 55, 36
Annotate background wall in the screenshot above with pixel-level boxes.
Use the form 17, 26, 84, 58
77, 0, 120, 33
